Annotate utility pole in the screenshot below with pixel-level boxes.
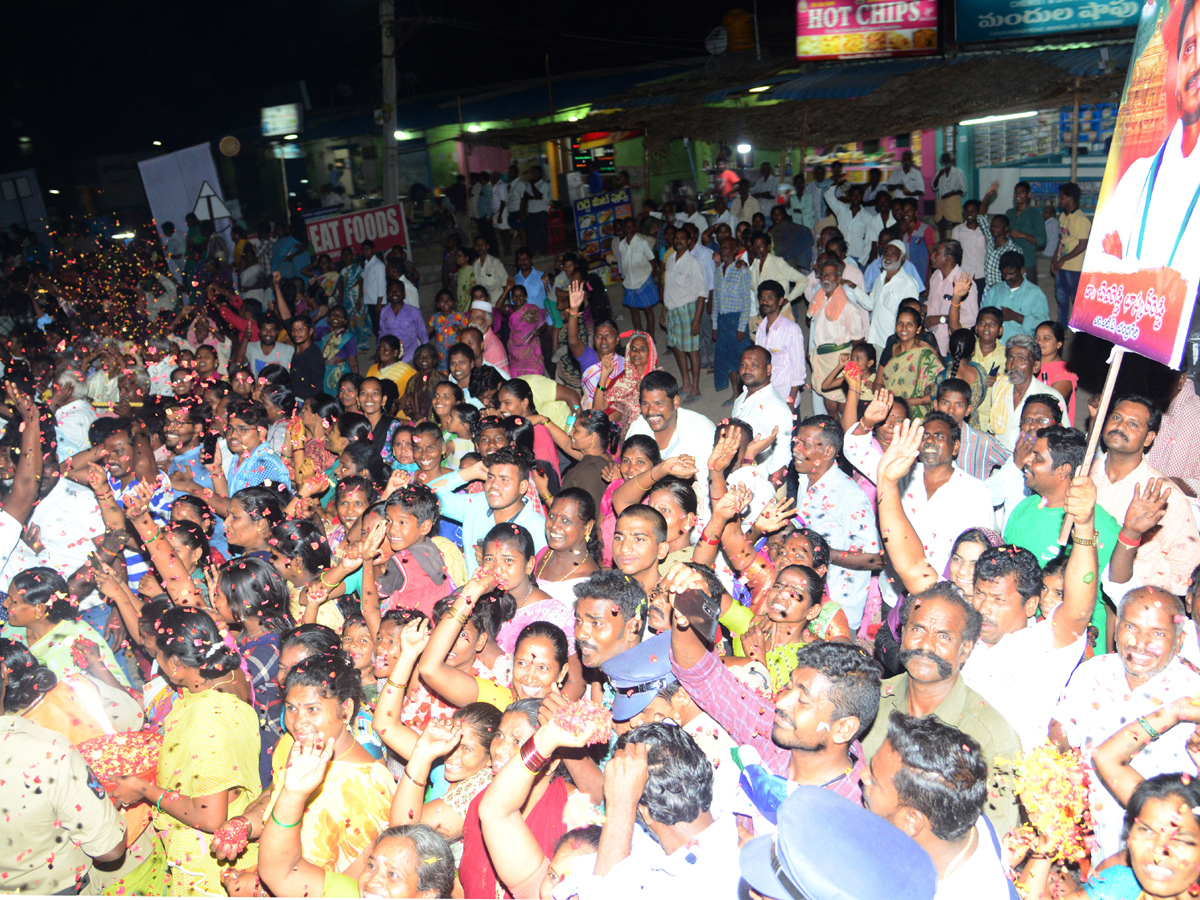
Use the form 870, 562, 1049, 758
381, 0, 399, 205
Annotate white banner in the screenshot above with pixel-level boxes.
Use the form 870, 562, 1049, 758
137, 143, 231, 282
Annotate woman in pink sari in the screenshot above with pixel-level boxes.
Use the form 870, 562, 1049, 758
505, 285, 546, 377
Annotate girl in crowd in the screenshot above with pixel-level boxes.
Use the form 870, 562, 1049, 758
389, 703, 502, 843
341, 611, 378, 703
359, 376, 403, 466
495, 379, 560, 476
874, 306, 943, 417
933, 328, 987, 428
224, 486, 288, 559
337, 372, 364, 414
430, 380, 464, 432
111, 607, 262, 896
399, 343, 442, 421
531, 410, 615, 511
644, 476, 700, 575
428, 289, 467, 369
530, 489, 601, 607
592, 329, 658, 442
597, 434, 661, 566
271, 518, 342, 630
0, 567, 128, 686
298, 392, 340, 479
461, 699, 578, 899
1035, 320, 1077, 425
212, 556, 293, 783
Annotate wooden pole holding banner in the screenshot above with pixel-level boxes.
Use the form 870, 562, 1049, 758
1058, 346, 1125, 544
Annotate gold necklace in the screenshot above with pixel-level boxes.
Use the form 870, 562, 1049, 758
538, 548, 586, 583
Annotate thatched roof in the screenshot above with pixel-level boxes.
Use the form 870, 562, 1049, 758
465, 52, 1127, 154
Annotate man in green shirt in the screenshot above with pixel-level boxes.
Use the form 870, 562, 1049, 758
1004, 425, 1121, 650
982, 180, 1047, 283
861, 582, 1022, 836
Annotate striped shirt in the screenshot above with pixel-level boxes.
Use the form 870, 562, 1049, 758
713, 261, 754, 333
959, 423, 1010, 481
671, 648, 866, 804
984, 237, 1020, 289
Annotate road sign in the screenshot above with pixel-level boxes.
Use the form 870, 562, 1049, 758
192, 181, 230, 221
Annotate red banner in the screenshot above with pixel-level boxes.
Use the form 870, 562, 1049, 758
1069, 0, 1199, 369
306, 204, 409, 257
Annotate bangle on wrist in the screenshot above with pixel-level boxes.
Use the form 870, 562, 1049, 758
1138, 715, 1161, 741
404, 770, 428, 788
520, 735, 549, 773
699, 530, 721, 547
319, 572, 337, 588
270, 810, 302, 828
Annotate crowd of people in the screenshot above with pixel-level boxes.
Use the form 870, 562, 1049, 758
0, 154, 1198, 900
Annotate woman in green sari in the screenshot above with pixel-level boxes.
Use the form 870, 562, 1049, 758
875, 306, 943, 418
321, 306, 359, 394
0, 567, 128, 688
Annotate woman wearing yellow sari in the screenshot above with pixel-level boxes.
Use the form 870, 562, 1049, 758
110, 607, 262, 896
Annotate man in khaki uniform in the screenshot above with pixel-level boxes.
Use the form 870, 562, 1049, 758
0, 666, 126, 893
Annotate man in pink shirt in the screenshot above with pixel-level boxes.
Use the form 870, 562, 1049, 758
925, 240, 978, 356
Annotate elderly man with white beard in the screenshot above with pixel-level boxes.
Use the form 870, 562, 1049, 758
985, 334, 1066, 451
858, 239, 921, 360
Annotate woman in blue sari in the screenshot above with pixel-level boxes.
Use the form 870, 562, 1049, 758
338, 246, 372, 348
320, 306, 359, 393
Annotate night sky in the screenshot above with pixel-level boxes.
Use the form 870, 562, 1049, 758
1, 0, 772, 172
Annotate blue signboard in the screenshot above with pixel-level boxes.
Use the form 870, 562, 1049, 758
956, 0, 1140, 43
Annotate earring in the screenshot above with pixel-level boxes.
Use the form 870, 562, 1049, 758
34, 606, 44, 620
584, 527, 593, 540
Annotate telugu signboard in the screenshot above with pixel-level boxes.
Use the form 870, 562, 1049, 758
573, 188, 631, 286
307, 204, 409, 257
956, 0, 1140, 43
1068, 0, 1198, 368
795, 0, 939, 61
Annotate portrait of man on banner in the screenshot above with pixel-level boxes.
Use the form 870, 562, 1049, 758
1075, 0, 1200, 367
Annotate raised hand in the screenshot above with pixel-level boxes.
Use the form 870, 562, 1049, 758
663, 455, 698, 479
121, 479, 157, 520
877, 418, 923, 485
1062, 475, 1098, 527
1124, 477, 1171, 538
707, 425, 741, 473
399, 618, 431, 660
415, 716, 463, 760
383, 468, 411, 499
861, 388, 895, 429
754, 496, 797, 534
568, 282, 586, 315
603, 742, 650, 809
951, 272, 973, 301
746, 425, 780, 463
281, 731, 334, 796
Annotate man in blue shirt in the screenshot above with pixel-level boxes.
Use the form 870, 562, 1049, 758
429, 447, 546, 574
982, 250, 1050, 340
511, 248, 549, 309
224, 399, 292, 501
164, 400, 230, 556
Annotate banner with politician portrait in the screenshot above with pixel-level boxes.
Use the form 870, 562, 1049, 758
1071, 0, 1200, 368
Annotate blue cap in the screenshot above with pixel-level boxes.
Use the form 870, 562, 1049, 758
600, 632, 673, 722
739, 786, 937, 900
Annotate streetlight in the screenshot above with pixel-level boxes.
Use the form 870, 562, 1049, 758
48, 189, 60, 195
152, 140, 162, 147
737, 143, 752, 153
394, 129, 410, 141
284, 134, 298, 141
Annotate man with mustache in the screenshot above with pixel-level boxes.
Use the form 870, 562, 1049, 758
573, 569, 648, 673
1091, 394, 1200, 595
860, 581, 1022, 835
665, 561, 880, 807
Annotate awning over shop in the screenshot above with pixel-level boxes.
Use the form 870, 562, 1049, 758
467, 44, 1131, 153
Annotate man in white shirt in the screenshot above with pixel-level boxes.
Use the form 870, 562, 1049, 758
1091, 395, 1200, 595
163, 221, 187, 280
472, 236, 509, 304
860, 713, 1013, 900
576, 724, 740, 900
625, 370, 717, 460
612, 218, 660, 335
804, 164, 832, 222
489, 170, 512, 258
144, 336, 176, 397
243, 316, 294, 375
862, 168, 887, 203
711, 195, 738, 232
754, 280, 806, 405
678, 200, 708, 234
748, 232, 805, 322
48, 370, 97, 462
733, 181, 761, 225
660, 231, 708, 399
751, 161, 779, 201
886, 151, 926, 199
1052, 587, 1200, 863
824, 181, 875, 262
361, 238, 387, 338
860, 240, 922, 357
732, 345, 794, 481
932, 152, 967, 240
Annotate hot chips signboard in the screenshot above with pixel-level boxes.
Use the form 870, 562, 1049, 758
796, 0, 939, 60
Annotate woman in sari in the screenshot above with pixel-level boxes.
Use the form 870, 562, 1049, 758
454, 246, 476, 313
338, 246, 373, 349
932, 328, 987, 428
597, 435, 661, 567
592, 330, 657, 441
110, 607, 262, 896
212, 652, 396, 897
0, 567, 128, 687
873, 307, 943, 418
321, 306, 359, 394
505, 286, 546, 377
